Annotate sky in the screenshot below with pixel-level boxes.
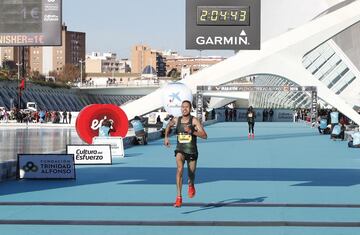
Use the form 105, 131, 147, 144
62, 0, 234, 59
62, 0, 340, 59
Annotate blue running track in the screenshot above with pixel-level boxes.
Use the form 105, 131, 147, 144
0, 122, 360, 235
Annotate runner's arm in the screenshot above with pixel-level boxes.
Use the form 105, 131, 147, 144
164, 117, 177, 146
192, 118, 207, 139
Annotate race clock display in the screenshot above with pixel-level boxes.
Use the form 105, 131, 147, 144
197, 6, 250, 26
186, 0, 260, 50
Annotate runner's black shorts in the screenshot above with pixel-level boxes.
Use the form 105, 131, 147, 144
174, 150, 198, 161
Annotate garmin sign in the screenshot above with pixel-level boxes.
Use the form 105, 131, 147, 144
186, 0, 260, 50
195, 30, 249, 46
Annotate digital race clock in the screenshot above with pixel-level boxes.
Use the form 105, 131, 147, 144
186, 0, 260, 50
197, 6, 250, 26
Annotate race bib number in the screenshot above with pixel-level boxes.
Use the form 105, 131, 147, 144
248, 113, 253, 118
178, 133, 192, 143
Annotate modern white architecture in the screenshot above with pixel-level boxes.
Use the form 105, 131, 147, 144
122, 0, 360, 125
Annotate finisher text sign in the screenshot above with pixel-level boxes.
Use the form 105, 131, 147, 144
17, 154, 75, 179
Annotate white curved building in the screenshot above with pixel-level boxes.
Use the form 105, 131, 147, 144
122, 0, 360, 125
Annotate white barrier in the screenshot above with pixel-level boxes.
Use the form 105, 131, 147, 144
92, 136, 125, 158
67, 145, 112, 165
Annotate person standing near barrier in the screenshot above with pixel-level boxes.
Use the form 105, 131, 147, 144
62, 111, 68, 124
247, 106, 256, 139
269, 108, 274, 122
330, 108, 339, 136
318, 113, 330, 134
348, 128, 360, 148
98, 119, 115, 137
164, 100, 207, 208
225, 108, 229, 122
131, 116, 148, 145
68, 112, 72, 124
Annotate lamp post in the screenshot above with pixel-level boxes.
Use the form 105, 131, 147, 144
16, 48, 22, 109
16, 47, 22, 81
16, 61, 22, 109
16, 62, 22, 81
79, 59, 85, 87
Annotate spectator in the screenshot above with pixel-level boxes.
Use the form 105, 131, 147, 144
269, 108, 274, 122
98, 119, 115, 137
39, 110, 46, 123
293, 110, 298, 122
68, 112, 72, 124
331, 123, 345, 141
211, 109, 215, 120
233, 109, 237, 121
62, 111, 68, 124
131, 116, 148, 145
330, 108, 339, 132
263, 109, 268, 122
3, 110, 9, 123
318, 114, 330, 134
348, 128, 360, 148
225, 108, 228, 122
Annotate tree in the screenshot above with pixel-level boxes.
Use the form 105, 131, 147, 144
58, 64, 81, 83
29, 70, 45, 81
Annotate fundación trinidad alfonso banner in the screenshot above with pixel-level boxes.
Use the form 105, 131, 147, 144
67, 144, 112, 165
17, 154, 75, 179
76, 104, 129, 144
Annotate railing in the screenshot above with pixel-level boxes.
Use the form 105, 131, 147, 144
78, 79, 170, 89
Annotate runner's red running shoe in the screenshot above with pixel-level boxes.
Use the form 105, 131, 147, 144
252, 133, 255, 139
188, 185, 196, 198
174, 196, 182, 207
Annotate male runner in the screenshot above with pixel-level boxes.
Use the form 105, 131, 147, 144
164, 100, 207, 207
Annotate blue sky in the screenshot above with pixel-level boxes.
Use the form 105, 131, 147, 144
63, 0, 233, 58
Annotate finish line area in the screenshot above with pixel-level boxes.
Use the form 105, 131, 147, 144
1, 122, 360, 235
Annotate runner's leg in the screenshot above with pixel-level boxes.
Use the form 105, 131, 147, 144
175, 153, 185, 197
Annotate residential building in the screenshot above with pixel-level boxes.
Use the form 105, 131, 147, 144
29, 24, 85, 75
131, 44, 167, 77
86, 52, 130, 74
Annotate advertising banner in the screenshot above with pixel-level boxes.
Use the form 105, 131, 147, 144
0, 0, 62, 46
66, 145, 112, 165
76, 104, 129, 144
215, 108, 294, 122
92, 136, 124, 158
17, 154, 75, 179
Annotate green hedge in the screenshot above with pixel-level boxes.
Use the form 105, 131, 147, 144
29, 80, 71, 89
